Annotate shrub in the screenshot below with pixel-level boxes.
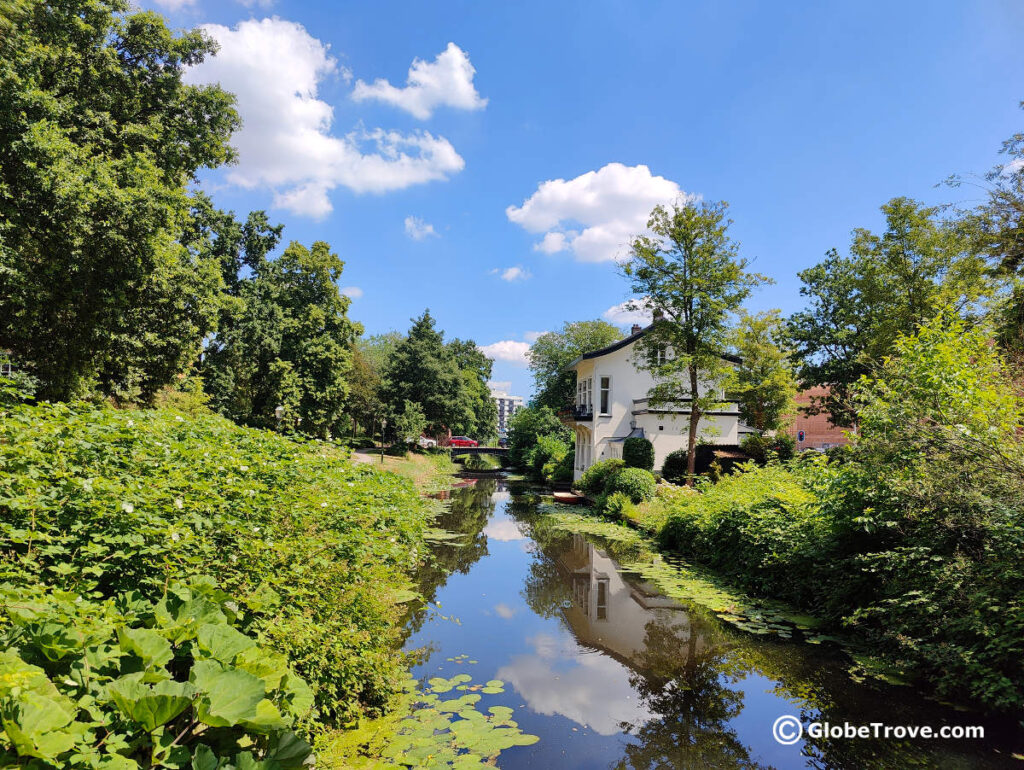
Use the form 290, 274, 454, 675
544, 450, 574, 483
602, 491, 636, 520
661, 449, 688, 484
0, 579, 313, 768
531, 434, 570, 481
740, 432, 796, 464
622, 437, 655, 471
604, 467, 657, 503
0, 402, 431, 726
506, 406, 572, 468
464, 453, 501, 470
576, 458, 625, 496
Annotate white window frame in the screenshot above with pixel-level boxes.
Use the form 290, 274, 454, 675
598, 376, 611, 415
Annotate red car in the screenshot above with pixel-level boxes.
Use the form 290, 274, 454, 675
449, 436, 478, 447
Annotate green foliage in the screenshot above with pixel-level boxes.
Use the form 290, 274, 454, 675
602, 491, 637, 520
576, 458, 625, 496
392, 400, 427, 447
0, 0, 240, 401
787, 197, 990, 426
530, 435, 571, 482
653, 315, 1024, 712
729, 310, 798, 432
622, 437, 655, 471
604, 467, 657, 504
661, 450, 689, 485
527, 321, 623, 410
0, 402, 432, 726
0, 580, 313, 768
544, 450, 575, 483
506, 405, 572, 468
622, 199, 770, 484
740, 433, 796, 464
202, 238, 360, 438
463, 453, 501, 471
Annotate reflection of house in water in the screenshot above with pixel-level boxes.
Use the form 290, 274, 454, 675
558, 534, 708, 668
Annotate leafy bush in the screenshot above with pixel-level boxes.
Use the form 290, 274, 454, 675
506, 406, 572, 468
464, 453, 501, 471
576, 458, 624, 496
661, 449, 688, 484
602, 491, 636, 520
530, 434, 571, 481
0, 580, 313, 768
543, 450, 575, 483
740, 432, 796, 464
0, 402, 431, 727
622, 437, 654, 471
604, 467, 657, 504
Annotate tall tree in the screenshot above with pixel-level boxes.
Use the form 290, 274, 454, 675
788, 197, 989, 425
384, 311, 465, 436
528, 321, 623, 410
0, 0, 239, 400
729, 310, 798, 433
622, 200, 768, 484
448, 338, 498, 442
202, 241, 360, 437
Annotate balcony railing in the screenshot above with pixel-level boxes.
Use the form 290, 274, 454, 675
571, 404, 593, 421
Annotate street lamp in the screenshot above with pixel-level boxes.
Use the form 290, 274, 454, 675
380, 418, 387, 464
274, 405, 284, 430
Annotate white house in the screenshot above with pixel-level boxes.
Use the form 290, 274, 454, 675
566, 323, 749, 479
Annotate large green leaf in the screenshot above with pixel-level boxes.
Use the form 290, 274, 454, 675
264, 731, 312, 770
191, 661, 266, 727
197, 623, 256, 664
0, 690, 80, 761
239, 699, 287, 732
107, 675, 195, 732
117, 627, 173, 669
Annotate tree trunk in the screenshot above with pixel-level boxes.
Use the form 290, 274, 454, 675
686, 364, 700, 486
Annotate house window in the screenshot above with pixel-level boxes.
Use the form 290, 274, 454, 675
599, 376, 611, 415
596, 579, 609, 620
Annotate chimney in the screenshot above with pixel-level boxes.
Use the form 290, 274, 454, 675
630, 323, 642, 335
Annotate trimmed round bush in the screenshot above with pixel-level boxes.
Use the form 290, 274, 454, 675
604, 467, 656, 503
740, 433, 796, 464
622, 437, 655, 471
577, 458, 625, 496
661, 449, 688, 484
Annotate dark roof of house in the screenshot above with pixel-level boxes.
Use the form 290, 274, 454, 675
566, 323, 741, 369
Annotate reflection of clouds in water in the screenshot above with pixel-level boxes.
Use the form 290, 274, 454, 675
494, 602, 518, 619
498, 634, 652, 735
491, 491, 511, 503
483, 518, 527, 541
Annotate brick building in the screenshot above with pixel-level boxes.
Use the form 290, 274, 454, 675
786, 386, 851, 450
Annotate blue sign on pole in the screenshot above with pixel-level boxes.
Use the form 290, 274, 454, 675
798, 430, 805, 443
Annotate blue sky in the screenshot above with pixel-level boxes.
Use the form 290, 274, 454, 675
154, 0, 1024, 399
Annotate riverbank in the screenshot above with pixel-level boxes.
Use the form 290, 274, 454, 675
352, 447, 459, 494
0, 402, 437, 766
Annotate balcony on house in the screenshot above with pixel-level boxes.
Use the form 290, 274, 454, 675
571, 404, 593, 421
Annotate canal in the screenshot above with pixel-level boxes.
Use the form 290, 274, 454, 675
403, 478, 1021, 769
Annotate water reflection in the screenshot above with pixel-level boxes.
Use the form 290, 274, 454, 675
404, 480, 1021, 769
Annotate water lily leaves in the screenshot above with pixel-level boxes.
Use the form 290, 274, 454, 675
487, 706, 514, 721
107, 675, 195, 732
197, 623, 256, 664
190, 660, 266, 728
117, 627, 173, 670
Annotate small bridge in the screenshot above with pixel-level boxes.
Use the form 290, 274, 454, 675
447, 445, 509, 458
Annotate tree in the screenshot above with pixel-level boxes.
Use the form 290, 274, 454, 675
622, 200, 768, 485
384, 311, 465, 436
788, 197, 989, 425
392, 400, 427, 447
729, 310, 798, 433
345, 346, 384, 437
527, 321, 623, 410
448, 338, 498, 442
0, 0, 239, 400
505, 405, 573, 469
202, 241, 360, 437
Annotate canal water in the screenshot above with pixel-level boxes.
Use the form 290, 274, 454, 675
404, 478, 1021, 769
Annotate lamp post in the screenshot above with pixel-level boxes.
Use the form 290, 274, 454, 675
380, 417, 387, 464
274, 405, 284, 431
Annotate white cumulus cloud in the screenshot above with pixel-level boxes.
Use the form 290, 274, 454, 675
404, 216, 438, 240
352, 42, 487, 120
491, 266, 530, 282
507, 163, 691, 263
603, 297, 653, 327
185, 19, 465, 218
523, 331, 548, 343
341, 286, 363, 299
478, 340, 531, 366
